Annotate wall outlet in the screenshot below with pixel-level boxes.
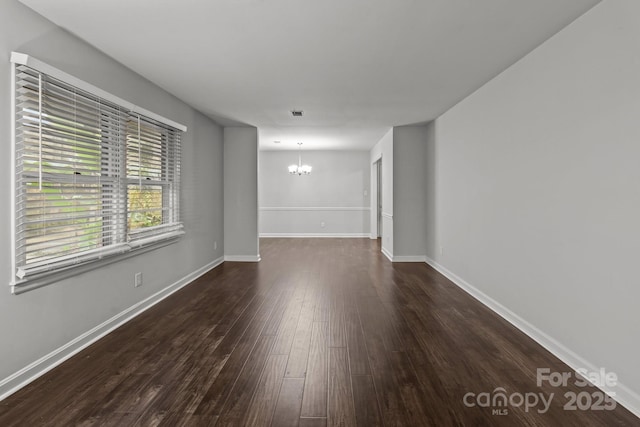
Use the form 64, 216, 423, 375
440, 246, 444, 256
214, 241, 217, 250
320, 221, 326, 228
134, 272, 143, 287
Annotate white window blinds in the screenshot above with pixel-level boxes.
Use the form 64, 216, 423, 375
126, 115, 183, 246
12, 55, 185, 286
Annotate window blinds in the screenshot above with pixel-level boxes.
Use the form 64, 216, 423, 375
125, 115, 183, 245
13, 57, 184, 285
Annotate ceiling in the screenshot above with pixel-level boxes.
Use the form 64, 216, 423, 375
20, 0, 599, 151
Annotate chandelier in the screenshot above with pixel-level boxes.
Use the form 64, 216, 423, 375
288, 142, 312, 175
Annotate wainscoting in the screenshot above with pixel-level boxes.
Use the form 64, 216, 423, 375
259, 207, 370, 237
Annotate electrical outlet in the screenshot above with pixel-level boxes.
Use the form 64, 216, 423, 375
214, 241, 217, 250
134, 272, 143, 287
320, 221, 326, 228
440, 246, 444, 256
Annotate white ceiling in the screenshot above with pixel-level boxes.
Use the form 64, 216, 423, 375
20, 0, 599, 151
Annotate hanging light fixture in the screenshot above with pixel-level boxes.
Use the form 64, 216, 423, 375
288, 142, 312, 175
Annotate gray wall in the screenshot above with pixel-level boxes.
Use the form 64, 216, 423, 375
224, 127, 259, 259
370, 125, 429, 259
426, 0, 640, 402
259, 150, 370, 236
424, 121, 437, 258
393, 126, 427, 258
0, 0, 223, 386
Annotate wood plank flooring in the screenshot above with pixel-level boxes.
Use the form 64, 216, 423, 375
0, 238, 638, 426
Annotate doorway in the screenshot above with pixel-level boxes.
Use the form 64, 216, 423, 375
375, 158, 382, 239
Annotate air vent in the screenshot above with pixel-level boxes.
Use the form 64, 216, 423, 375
291, 110, 304, 117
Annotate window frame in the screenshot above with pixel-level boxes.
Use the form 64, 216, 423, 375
10, 52, 187, 294
125, 115, 181, 241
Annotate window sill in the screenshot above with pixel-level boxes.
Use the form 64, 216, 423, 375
10, 235, 182, 295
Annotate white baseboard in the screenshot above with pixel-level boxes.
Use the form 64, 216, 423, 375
381, 246, 393, 262
259, 233, 369, 238
0, 256, 224, 402
224, 255, 261, 262
424, 256, 640, 419
259, 206, 370, 212
392, 255, 427, 263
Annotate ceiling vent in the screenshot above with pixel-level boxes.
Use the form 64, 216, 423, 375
291, 110, 304, 117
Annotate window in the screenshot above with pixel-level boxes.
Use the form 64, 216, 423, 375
125, 116, 182, 243
12, 54, 185, 288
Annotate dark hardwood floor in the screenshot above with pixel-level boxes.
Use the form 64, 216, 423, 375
0, 238, 638, 426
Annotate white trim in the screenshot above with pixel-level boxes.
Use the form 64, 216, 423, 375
259, 206, 370, 212
424, 256, 640, 418
391, 255, 427, 262
259, 233, 369, 238
10, 52, 187, 132
0, 256, 224, 401
381, 212, 393, 219
370, 234, 378, 240
381, 246, 393, 262
224, 255, 261, 262
11, 236, 182, 294
10, 62, 17, 292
